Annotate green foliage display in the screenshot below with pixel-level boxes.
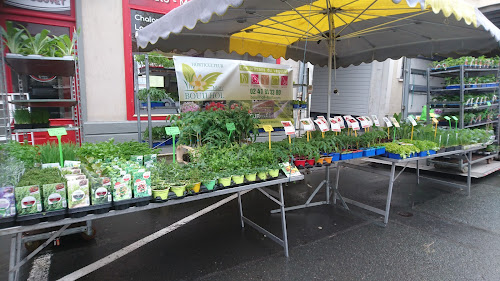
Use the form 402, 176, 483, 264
0, 21, 25, 54
137, 88, 167, 102
38, 142, 78, 164
431, 56, 500, 69
0, 141, 39, 168
30, 109, 50, 124
135, 52, 174, 68
171, 108, 260, 147
77, 139, 159, 162
14, 109, 31, 124
22, 27, 51, 55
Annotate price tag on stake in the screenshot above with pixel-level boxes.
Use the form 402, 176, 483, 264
281, 121, 295, 136
335, 116, 345, 129
165, 126, 180, 163
165, 126, 180, 135
226, 123, 236, 132
347, 118, 360, 130
48, 127, 67, 137
263, 125, 274, 132
314, 118, 329, 132
487, 101, 492, 106
48, 127, 67, 167
329, 118, 341, 132
432, 117, 439, 124
372, 115, 381, 127
383, 117, 392, 127
300, 118, 315, 131
364, 116, 373, 127
408, 116, 417, 126
390, 117, 400, 128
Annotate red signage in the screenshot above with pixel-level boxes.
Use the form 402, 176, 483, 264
129, 0, 189, 14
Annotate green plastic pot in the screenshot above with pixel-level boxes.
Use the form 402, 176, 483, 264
152, 188, 169, 200
268, 169, 280, 178
245, 173, 257, 182
218, 177, 232, 187
170, 184, 186, 197
202, 180, 217, 190
257, 171, 268, 180
232, 175, 245, 184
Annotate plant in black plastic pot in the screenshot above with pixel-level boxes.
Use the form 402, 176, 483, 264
13, 109, 31, 129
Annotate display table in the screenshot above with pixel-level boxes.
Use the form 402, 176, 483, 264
274, 146, 484, 226
1, 175, 303, 281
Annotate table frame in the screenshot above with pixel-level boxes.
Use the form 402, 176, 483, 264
2, 175, 303, 281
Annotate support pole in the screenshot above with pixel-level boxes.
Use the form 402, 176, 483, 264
327, 39, 333, 120
384, 163, 397, 225
278, 183, 289, 257
145, 54, 153, 148
238, 191, 244, 228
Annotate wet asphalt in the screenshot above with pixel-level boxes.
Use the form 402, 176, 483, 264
1, 160, 499, 280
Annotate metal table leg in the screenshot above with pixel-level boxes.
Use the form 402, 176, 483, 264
383, 163, 397, 225
416, 159, 420, 185
279, 183, 289, 257
238, 191, 245, 228
467, 151, 472, 196
8, 235, 17, 281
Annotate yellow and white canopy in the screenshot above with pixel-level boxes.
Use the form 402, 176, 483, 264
137, 0, 500, 67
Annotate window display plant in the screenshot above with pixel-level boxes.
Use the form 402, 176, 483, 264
13, 109, 31, 129
0, 21, 26, 54
22, 27, 51, 56
137, 88, 167, 103
30, 109, 50, 128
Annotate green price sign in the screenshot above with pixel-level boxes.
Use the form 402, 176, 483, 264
47, 127, 67, 167
165, 126, 180, 136
487, 101, 492, 106
226, 123, 236, 131
443, 116, 451, 120
48, 127, 67, 137
451, 116, 458, 121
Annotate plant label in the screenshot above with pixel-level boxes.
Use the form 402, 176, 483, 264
451, 116, 458, 121
0, 186, 16, 218
343, 115, 354, 128
432, 117, 439, 124
475, 97, 480, 104
480, 97, 484, 104
48, 127, 67, 137
165, 126, 180, 136
329, 118, 341, 132
281, 121, 295, 135
371, 115, 381, 126
407, 116, 417, 126
487, 101, 492, 106
383, 117, 393, 127
429, 112, 436, 118
346, 118, 360, 130
357, 117, 370, 128
466, 98, 471, 105
280, 162, 301, 178
314, 118, 329, 132
334, 116, 345, 129
300, 118, 315, 131
225, 123, 236, 132
444, 116, 451, 121
390, 117, 400, 128
263, 125, 274, 132
364, 116, 373, 126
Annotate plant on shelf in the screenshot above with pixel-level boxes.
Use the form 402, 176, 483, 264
0, 21, 26, 54
53, 29, 79, 57
135, 52, 174, 68
13, 109, 31, 127
22, 28, 51, 56
30, 109, 50, 127
137, 88, 167, 102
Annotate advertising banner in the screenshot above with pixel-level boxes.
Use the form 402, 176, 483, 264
174, 56, 293, 127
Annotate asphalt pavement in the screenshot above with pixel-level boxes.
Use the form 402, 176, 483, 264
1, 160, 499, 280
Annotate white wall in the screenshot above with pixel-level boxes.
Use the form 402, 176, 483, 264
81, 0, 127, 122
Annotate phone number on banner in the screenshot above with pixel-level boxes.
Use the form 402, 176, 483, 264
250, 88, 282, 96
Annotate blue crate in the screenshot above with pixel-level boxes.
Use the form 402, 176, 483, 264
376, 147, 386, 155
340, 153, 352, 160
428, 150, 436, 155
362, 148, 376, 157
351, 150, 363, 159
329, 153, 340, 161
387, 153, 403, 159
418, 151, 428, 157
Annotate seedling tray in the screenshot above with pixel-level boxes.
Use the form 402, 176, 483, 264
68, 204, 108, 218
113, 196, 152, 210
17, 209, 66, 225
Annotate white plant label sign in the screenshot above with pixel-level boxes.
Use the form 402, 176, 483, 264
281, 121, 295, 135
346, 117, 360, 130
364, 116, 373, 127
407, 116, 417, 126
383, 117, 393, 127
314, 118, 329, 132
334, 116, 345, 129
372, 115, 381, 126
329, 118, 341, 132
300, 118, 315, 131
390, 117, 400, 128
343, 115, 354, 128
317, 116, 329, 130
357, 116, 370, 128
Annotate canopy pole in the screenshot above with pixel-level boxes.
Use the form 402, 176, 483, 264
327, 39, 333, 121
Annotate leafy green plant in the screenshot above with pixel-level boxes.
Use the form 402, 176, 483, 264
14, 109, 31, 124
53, 28, 79, 56
38, 142, 77, 164
0, 21, 26, 54
135, 52, 174, 68
137, 88, 167, 102
30, 109, 50, 124
0, 141, 39, 168
22, 27, 51, 55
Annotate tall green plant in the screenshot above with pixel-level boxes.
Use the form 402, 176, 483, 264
0, 21, 26, 54
22, 28, 51, 55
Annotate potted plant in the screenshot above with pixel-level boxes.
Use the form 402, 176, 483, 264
30, 109, 50, 128
137, 88, 167, 107
0, 21, 26, 55
292, 100, 300, 108
53, 29, 79, 58
217, 170, 232, 187
152, 180, 169, 200
256, 166, 268, 181
14, 109, 32, 129
22, 28, 51, 56
268, 162, 281, 178
244, 167, 257, 182
300, 100, 308, 108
